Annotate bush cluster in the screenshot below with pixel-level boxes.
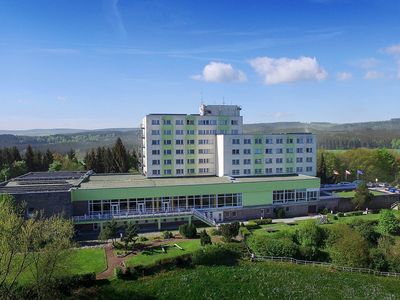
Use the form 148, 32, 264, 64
192, 243, 243, 266
162, 231, 174, 239
250, 218, 272, 225
179, 223, 197, 238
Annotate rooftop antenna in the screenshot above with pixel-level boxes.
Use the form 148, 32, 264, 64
222, 96, 225, 105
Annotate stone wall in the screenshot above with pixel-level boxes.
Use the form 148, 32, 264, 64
338, 194, 400, 212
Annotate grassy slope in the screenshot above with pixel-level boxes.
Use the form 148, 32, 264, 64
335, 191, 386, 198
96, 262, 400, 299
126, 240, 201, 267
18, 248, 106, 284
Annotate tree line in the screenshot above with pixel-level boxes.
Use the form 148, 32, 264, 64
0, 138, 139, 181
317, 148, 400, 184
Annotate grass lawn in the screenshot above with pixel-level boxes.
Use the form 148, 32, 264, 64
92, 261, 400, 299
335, 190, 386, 198
17, 247, 106, 285
126, 239, 201, 267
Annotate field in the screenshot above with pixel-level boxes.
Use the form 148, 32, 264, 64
335, 190, 386, 198
126, 240, 201, 267
90, 261, 400, 299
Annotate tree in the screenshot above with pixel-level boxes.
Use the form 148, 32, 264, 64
25, 145, 35, 172
42, 149, 54, 170
295, 220, 326, 260
122, 222, 138, 250
9, 160, 27, 179
179, 223, 197, 239
220, 222, 240, 242
352, 183, 374, 210
317, 152, 329, 184
329, 229, 369, 267
112, 138, 130, 173
378, 209, 399, 235
0, 194, 35, 296
200, 230, 212, 246
99, 220, 119, 245
29, 215, 74, 299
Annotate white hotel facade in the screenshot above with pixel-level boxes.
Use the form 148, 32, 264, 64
141, 104, 316, 178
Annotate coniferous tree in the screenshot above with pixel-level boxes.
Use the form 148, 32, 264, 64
104, 148, 114, 173
112, 138, 129, 173
25, 145, 35, 172
42, 149, 53, 171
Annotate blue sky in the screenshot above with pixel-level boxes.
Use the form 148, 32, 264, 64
1, 0, 400, 129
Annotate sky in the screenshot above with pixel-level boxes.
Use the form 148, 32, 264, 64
1, 0, 400, 130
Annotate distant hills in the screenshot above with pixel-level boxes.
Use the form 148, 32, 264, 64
1, 118, 400, 156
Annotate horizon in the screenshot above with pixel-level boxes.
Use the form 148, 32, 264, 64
1, 0, 400, 129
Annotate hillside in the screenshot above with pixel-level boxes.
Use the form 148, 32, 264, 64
1, 117, 400, 153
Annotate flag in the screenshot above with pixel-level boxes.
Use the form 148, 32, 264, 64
333, 170, 339, 176
357, 170, 364, 175
345, 170, 351, 175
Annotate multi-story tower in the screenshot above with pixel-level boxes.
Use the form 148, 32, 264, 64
141, 104, 316, 178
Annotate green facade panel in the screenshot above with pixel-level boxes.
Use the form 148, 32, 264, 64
71, 177, 320, 207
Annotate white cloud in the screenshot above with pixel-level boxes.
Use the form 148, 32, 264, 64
57, 96, 67, 102
383, 43, 400, 56
364, 70, 384, 80
336, 72, 352, 81
191, 62, 247, 83
353, 57, 380, 69
249, 56, 327, 85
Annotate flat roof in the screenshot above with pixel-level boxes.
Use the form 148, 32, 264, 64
78, 174, 317, 190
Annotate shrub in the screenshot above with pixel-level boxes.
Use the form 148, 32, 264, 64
239, 226, 251, 239
369, 248, 389, 271
294, 220, 327, 260
245, 221, 260, 230
337, 212, 344, 218
133, 254, 193, 276
275, 207, 286, 218
115, 267, 124, 279
250, 218, 272, 225
179, 223, 197, 238
192, 244, 242, 266
209, 228, 221, 236
220, 222, 240, 242
138, 236, 148, 242
247, 235, 299, 258
333, 215, 338, 220
55, 273, 96, 290
162, 231, 174, 239
319, 207, 329, 215
199, 230, 212, 246
349, 220, 380, 245
378, 209, 400, 235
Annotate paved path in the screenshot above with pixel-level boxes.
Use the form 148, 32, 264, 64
96, 238, 191, 280
272, 214, 323, 224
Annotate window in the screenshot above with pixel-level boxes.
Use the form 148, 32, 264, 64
199, 168, 210, 174
286, 148, 294, 153
232, 149, 240, 155
244, 138, 251, 144
175, 129, 184, 135
176, 149, 184, 155
306, 137, 314, 144
186, 130, 195, 135
186, 139, 195, 145
231, 130, 239, 134
175, 139, 184, 145
276, 168, 283, 173
232, 169, 240, 175
187, 168, 195, 174
266, 138, 273, 144
297, 138, 304, 144
186, 119, 194, 125
163, 130, 172, 135
306, 148, 313, 153
219, 120, 228, 125
255, 138, 262, 144
176, 159, 184, 165
254, 148, 263, 155
152, 160, 160, 165
286, 167, 294, 173
199, 149, 211, 154
199, 158, 210, 164
152, 140, 160, 145
152, 150, 160, 155
276, 148, 283, 154
255, 168, 262, 174
163, 149, 172, 155
265, 168, 273, 174
164, 169, 172, 175
306, 157, 313, 163
164, 159, 172, 165
296, 190, 307, 201
232, 159, 240, 165
187, 149, 195, 155
152, 169, 160, 175
244, 149, 251, 155
306, 166, 313, 172
254, 159, 262, 164
273, 190, 285, 203
265, 158, 272, 164
151, 119, 160, 125
286, 157, 293, 163
231, 120, 238, 125
276, 138, 283, 144
175, 119, 184, 125
297, 148, 303, 153
276, 158, 283, 164
243, 159, 251, 165
287, 138, 294, 144
163, 119, 171, 125
285, 190, 295, 202
307, 190, 319, 201
176, 169, 184, 175
163, 139, 172, 145
187, 159, 195, 164
265, 148, 273, 154
232, 138, 240, 145
198, 139, 211, 145
296, 167, 303, 173
244, 169, 251, 175
296, 157, 303, 163
151, 130, 160, 135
